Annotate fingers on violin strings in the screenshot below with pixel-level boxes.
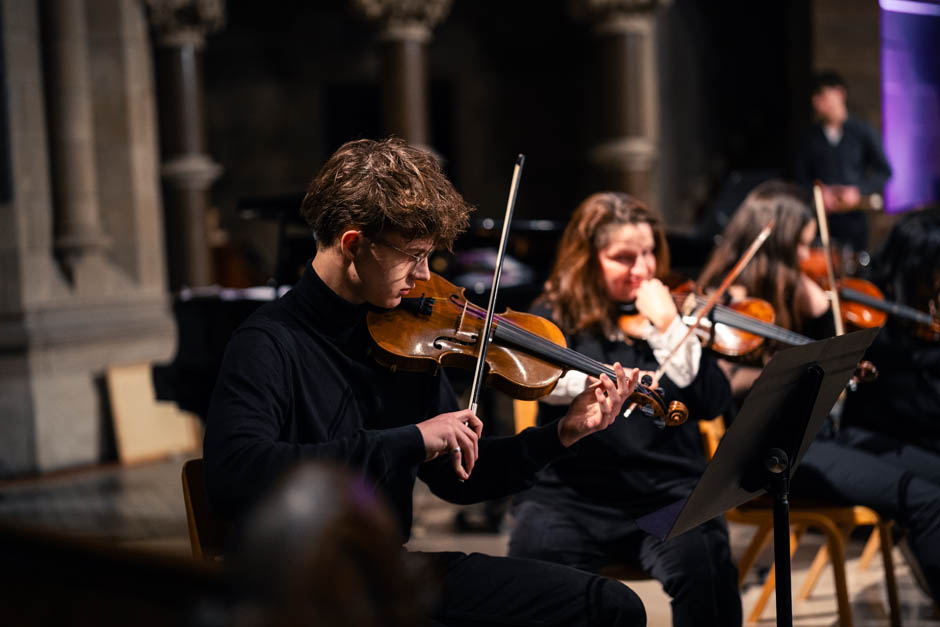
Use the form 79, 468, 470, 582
627, 367, 640, 394
612, 362, 629, 394
595, 385, 613, 418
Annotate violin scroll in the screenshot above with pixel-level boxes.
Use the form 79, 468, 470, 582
629, 374, 689, 427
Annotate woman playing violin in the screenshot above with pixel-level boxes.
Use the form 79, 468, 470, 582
204, 138, 648, 627
698, 180, 940, 604
507, 192, 740, 627
843, 207, 940, 451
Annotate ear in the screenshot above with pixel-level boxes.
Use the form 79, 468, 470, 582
339, 230, 365, 261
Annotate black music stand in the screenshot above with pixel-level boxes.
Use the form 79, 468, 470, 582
636, 327, 880, 627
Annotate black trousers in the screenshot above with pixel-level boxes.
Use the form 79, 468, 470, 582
792, 424, 940, 603
507, 501, 741, 627
412, 550, 646, 627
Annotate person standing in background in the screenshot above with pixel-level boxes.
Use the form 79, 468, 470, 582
795, 70, 892, 253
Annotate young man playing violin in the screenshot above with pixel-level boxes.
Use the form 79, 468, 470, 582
204, 138, 648, 627
507, 192, 740, 627
699, 180, 940, 605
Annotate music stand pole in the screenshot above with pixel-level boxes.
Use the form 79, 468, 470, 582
762, 362, 824, 627
767, 447, 793, 626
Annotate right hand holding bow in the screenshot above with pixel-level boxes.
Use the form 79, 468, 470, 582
416, 409, 483, 481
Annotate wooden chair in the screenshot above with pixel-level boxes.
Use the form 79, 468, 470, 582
698, 417, 900, 627
181, 458, 226, 562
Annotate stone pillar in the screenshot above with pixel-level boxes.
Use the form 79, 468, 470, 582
353, 0, 452, 150
41, 0, 110, 268
573, 0, 664, 206
147, 0, 224, 290
1, 0, 176, 475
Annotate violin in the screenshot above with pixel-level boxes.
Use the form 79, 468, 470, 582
801, 248, 939, 333
617, 277, 807, 361
617, 278, 879, 383
366, 273, 689, 427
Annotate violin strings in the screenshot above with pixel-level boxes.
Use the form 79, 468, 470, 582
457, 300, 615, 379
672, 293, 811, 345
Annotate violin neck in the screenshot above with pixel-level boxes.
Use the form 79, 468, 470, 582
839, 286, 935, 325
705, 307, 812, 346
491, 322, 613, 380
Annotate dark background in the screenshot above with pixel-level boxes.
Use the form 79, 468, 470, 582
201, 0, 813, 287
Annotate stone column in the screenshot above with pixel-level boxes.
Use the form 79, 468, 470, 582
41, 0, 110, 268
573, 0, 665, 205
353, 0, 452, 150
147, 0, 224, 290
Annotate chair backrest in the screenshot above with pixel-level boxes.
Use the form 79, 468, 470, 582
512, 399, 539, 433
698, 415, 726, 462
181, 458, 225, 561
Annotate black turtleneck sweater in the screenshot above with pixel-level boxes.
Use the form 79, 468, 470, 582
204, 263, 570, 539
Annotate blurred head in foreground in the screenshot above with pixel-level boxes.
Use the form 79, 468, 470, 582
229, 462, 429, 627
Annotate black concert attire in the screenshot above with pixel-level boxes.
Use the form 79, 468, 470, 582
775, 312, 940, 602
204, 263, 646, 627
507, 303, 740, 627
795, 115, 892, 251
842, 322, 940, 452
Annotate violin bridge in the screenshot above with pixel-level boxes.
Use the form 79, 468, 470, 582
456, 299, 469, 334
681, 293, 697, 317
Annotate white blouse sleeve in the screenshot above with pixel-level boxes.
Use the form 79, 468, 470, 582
542, 370, 590, 405
644, 315, 701, 388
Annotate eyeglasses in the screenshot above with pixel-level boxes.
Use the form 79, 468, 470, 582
369, 237, 434, 269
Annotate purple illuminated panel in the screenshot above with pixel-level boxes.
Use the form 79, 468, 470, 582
880, 0, 940, 212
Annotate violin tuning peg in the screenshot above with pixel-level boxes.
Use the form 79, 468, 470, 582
655, 387, 665, 397
640, 374, 653, 387
640, 404, 656, 417
653, 416, 666, 430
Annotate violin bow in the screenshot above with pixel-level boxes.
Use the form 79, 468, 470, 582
466, 154, 525, 415
813, 182, 846, 336
625, 219, 775, 417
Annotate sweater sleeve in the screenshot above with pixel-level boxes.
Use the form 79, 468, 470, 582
417, 420, 573, 504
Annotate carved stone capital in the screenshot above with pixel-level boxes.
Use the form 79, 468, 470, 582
352, 0, 453, 41
146, 0, 226, 48
161, 154, 223, 190
570, 0, 669, 26
589, 136, 658, 171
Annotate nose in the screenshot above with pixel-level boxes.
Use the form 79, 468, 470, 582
412, 256, 432, 281
631, 259, 651, 280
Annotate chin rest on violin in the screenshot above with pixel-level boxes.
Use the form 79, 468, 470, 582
366, 273, 689, 428
617, 276, 789, 363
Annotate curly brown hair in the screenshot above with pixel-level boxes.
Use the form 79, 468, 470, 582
301, 138, 473, 250
539, 192, 669, 336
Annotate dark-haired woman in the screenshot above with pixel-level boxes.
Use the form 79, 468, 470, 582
842, 207, 940, 452
507, 192, 740, 627
698, 180, 940, 604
